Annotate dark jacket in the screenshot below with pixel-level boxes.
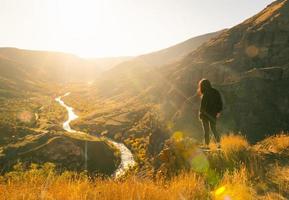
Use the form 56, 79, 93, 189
200, 88, 223, 120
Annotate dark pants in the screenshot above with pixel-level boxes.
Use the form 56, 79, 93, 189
201, 116, 220, 145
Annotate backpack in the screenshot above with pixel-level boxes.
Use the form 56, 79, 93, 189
206, 88, 223, 114
214, 89, 223, 113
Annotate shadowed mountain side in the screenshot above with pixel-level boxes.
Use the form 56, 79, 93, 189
0, 132, 120, 175
162, 0, 289, 141
92, 0, 289, 143
174, 78, 289, 143
171, 0, 289, 84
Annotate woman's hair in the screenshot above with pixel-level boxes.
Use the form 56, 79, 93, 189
198, 79, 212, 96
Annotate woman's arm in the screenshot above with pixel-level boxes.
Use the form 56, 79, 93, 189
199, 94, 208, 119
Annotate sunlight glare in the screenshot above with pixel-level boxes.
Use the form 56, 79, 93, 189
46, 0, 134, 57
215, 186, 226, 196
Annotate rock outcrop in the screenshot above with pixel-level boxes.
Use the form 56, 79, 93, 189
0, 133, 119, 175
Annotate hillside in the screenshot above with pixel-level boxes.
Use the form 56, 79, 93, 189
0, 56, 43, 98
88, 0, 289, 144
162, 0, 289, 141
0, 90, 120, 176
88, 56, 132, 71
0, 47, 125, 175
118, 30, 225, 69
173, 0, 289, 82
95, 30, 224, 97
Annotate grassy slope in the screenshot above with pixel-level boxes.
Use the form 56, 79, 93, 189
0, 134, 288, 200
0, 87, 120, 176
0, 50, 122, 177
56, 88, 168, 172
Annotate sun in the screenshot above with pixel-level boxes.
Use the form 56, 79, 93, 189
46, 0, 128, 57
50, 0, 103, 57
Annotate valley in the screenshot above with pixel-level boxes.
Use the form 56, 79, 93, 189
55, 92, 135, 178
0, 0, 289, 199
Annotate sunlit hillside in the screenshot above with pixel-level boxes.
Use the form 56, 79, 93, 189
95, 30, 224, 98
89, 0, 289, 142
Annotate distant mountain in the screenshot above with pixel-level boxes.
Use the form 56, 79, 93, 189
0, 55, 43, 98
0, 29, 222, 95
109, 30, 224, 72
89, 56, 132, 71
0, 48, 132, 98
133, 30, 225, 68
0, 48, 131, 84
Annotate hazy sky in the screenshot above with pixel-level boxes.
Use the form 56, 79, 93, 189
0, 0, 274, 57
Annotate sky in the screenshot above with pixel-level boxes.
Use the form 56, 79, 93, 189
0, 0, 274, 58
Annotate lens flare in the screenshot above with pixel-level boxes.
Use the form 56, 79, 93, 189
189, 149, 210, 173
215, 186, 226, 196
167, 121, 174, 130
214, 186, 233, 200
224, 195, 232, 200
245, 45, 259, 58
18, 111, 33, 123
172, 131, 184, 142
206, 169, 220, 186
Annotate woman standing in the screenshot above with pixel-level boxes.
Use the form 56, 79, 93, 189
198, 79, 223, 150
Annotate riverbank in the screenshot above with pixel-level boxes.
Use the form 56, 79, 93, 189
55, 93, 135, 178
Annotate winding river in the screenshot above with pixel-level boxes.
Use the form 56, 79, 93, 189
55, 92, 136, 178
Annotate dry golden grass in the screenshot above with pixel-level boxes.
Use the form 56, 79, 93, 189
220, 134, 249, 155
259, 193, 288, 200
207, 134, 252, 174
168, 172, 208, 199
0, 134, 288, 200
213, 167, 257, 200
0, 165, 208, 200
254, 133, 289, 154
267, 164, 289, 195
